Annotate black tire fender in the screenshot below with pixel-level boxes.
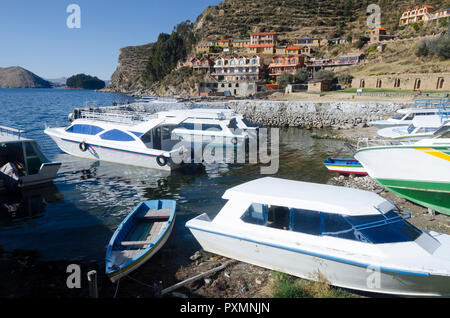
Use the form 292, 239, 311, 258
156, 155, 168, 167
231, 137, 238, 145
79, 141, 88, 152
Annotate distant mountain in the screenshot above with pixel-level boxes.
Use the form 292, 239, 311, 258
0, 66, 52, 88
45, 77, 67, 86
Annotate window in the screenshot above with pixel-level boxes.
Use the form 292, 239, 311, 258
241, 203, 267, 225
66, 124, 104, 135
100, 129, 135, 142
290, 208, 320, 235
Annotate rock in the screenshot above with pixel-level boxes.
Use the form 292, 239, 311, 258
190, 251, 202, 261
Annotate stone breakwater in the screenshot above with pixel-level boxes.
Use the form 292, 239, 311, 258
103, 99, 412, 129
216, 100, 412, 129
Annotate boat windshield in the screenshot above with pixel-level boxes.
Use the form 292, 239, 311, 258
407, 124, 415, 134
241, 203, 423, 244
391, 113, 406, 120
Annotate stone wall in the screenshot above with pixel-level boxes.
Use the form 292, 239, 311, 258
352, 73, 449, 91
205, 100, 412, 129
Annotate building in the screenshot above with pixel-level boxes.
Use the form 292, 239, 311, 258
276, 46, 311, 56
196, 43, 211, 54
399, 5, 450, 25
248, 32, 277, 54
369, 27, 398, 43
269, 55, 305, 78
191, 57, 215, 74
232, 39, 251, 48
328, 38, 348, 46
293, 37, 322, 47
218, 39, 231, 48
212, 55, 265, 82
352, 73, 449, 91
308, 79, 333, 92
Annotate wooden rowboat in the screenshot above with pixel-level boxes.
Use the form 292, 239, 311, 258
105, 200, 176, 283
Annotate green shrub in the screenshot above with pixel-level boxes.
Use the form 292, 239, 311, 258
415, 26, 450, 59
277, 71, 293, 89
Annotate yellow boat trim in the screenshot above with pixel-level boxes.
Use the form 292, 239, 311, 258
415, 148, 450, 162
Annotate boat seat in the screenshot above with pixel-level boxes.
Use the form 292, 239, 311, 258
121, 221, 166, 247
137, 209, 172, 220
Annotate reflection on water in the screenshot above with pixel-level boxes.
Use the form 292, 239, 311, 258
0, 118, 352, 262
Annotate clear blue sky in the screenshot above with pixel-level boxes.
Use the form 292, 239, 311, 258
0, 0, 221, 80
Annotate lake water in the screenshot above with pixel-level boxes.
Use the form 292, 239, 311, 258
0, 88, 350, 265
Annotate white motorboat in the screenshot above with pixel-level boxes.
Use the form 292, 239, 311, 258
186, 177, 450, 296
377, 115, 447, 142
45, 107, 256, 170
369, 108, 449, 128
0, 126, 61, 192
355, 122, 450, 216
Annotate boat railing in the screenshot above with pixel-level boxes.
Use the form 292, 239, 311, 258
77, 109, 159, 124
414, 98, 450, 109
0, 125, 26, 139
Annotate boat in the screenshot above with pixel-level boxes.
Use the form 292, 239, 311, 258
186, 177, 450, 296
105, 200, 176, 283
323, 157, 367, 176
377, 115, 448, 142
369, 107, 450, 128
355, 122, 450, 215
0, 125, 61, 192
45, 107, 256, 170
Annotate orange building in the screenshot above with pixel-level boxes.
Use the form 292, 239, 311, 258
268, 55, 305, 78
218, 39, 231, 48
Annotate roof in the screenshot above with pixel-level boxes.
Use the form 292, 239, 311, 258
286, 46, 301, 50
223, 177, 394, 216
248, 44, 275, 48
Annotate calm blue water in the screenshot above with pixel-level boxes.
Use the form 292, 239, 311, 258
0, 88, 349, 264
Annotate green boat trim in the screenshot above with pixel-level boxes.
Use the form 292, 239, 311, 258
375, 178, 450, 216
356, 145, 450, 154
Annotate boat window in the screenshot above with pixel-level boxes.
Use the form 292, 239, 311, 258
241, 203, 268, 225
345, 211, 422, 243
437, 131, 450, 138
66, 124, 104, 135
404, 114, 415, 120
202, 124, 222, 131
289, 208, 321, 235
24, 142, 37, 157
140, 131, 152, 144
321, 213, 361, 241
407, 124, 415, 134
100, 129, 135, 142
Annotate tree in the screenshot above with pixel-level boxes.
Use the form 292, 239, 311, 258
314, 70, 335, 81
142, 21, 196, 85
277, 71, 293, 89
294, 68, 309, 83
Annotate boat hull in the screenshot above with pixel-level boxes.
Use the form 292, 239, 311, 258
45, 131, 174, 171
323, 158, 367, 176
106, 200, 177, 283
355, 145, 450, 215
187, 219, 450, 297
107, 216, 175, 283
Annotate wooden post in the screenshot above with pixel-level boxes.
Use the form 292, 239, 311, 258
87, 270, 99, 298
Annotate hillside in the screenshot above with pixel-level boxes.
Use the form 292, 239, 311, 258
0, 66, 51, 88
107, 0, 450, 94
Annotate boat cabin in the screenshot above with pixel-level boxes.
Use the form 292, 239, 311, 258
221, 178, 439, 249
0, 127, 47, 177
